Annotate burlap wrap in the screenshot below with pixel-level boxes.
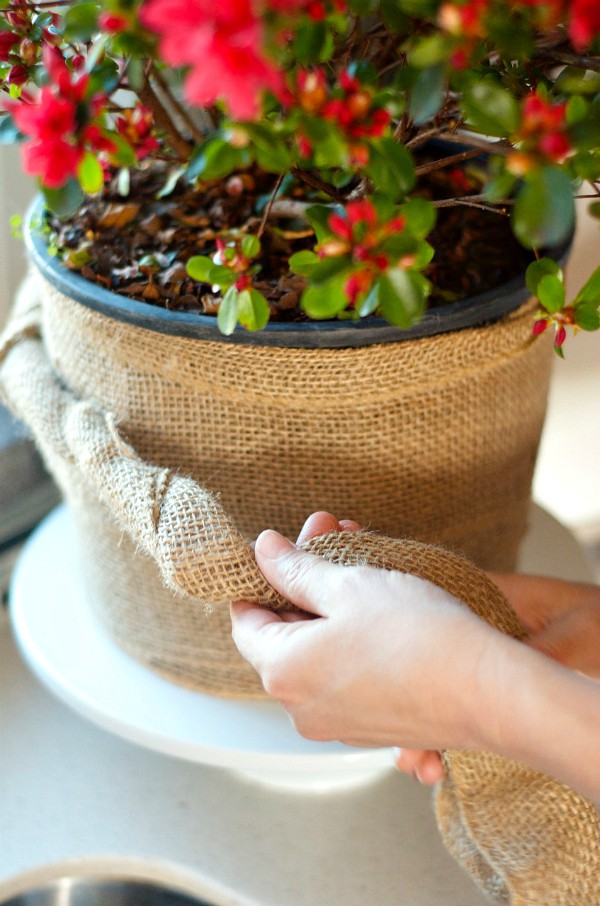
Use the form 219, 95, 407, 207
0, 270, 553, 695
303, 529, 600, 906
2, 273, 598, 904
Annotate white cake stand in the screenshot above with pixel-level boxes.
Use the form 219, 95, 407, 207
9, 504, 594, 794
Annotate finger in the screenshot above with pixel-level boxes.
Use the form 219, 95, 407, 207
254, 529, 343, 617
230, 600, 287, 670
296, 511, 342, 545
488, 573, 600, 633
393, 748, 444, 784
339, 519, 362, 531
528, 603, 600, 679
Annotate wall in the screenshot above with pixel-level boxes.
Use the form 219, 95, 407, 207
0, 145, 35, 328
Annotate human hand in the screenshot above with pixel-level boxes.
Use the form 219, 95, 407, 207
490, 573, 600, 680
396, 571, 600, 784
297, 512, 447, 784
231, 517, 497, 753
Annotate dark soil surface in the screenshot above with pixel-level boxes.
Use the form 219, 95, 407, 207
47, 161, 534, 322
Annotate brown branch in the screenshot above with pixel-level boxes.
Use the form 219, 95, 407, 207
433, 194, 511, 214
433, 131, 514, 156
150, 65, 206, 144
290, 166, 345, 203
138, 75, 192, 161
269, 198, 311, 219
415, 148, 484, 176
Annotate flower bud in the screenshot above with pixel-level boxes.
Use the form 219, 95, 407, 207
7, 63, 28, 85
18, 37, 37, 66
0, 31, 18, 62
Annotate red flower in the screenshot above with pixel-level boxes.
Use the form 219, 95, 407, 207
569, 0, 600, 50
140, 0, 285, 120
115, 106, 159, 159
515, 92, 572, 165
320, 200, 408, 306
323, 71, 390, 140
12, 87, 76, 140
21, 137, 83, 188
98, 12, 130, 33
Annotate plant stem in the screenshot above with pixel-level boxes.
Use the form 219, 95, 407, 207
258, 173, 285, 238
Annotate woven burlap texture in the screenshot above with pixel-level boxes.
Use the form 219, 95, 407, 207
0, 271, 553, 694
303, 529, 600, 906
2, 276, 598, 903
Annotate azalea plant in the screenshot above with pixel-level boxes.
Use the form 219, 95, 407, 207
1, 0, 600, 349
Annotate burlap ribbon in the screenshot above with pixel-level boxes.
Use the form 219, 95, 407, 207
0, 276, 286, 609
1, 277, 599, 903
303, 530, 600, 905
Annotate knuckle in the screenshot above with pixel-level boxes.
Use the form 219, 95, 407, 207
281, 553, 316, 602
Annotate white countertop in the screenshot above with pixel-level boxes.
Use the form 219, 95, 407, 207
0, 504, 594, 906
0, 604, 491, 906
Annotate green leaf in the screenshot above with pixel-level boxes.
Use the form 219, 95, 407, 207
366, 138, 415, 200
574, 266, 600, 305
574, 299, 600, 331
309, 255, 352, 284
357, 283, 380, 317
408, 65, 446, 126
77, 151, 104, 195
379, 0, 409, 31
241, 234, 261, 259
537, 274, 565, 313
306, 204, 340, 242
217, 285, 240, 336
301, 274, 349, 319
293, 21, 333, 65
400, 197, 436, 239
513, 167, 575, 249
289, 249, 319, 275
63, 1, 98, 40
42, 180, 84, 218
186, 255, 215, 282
207, 264, 236, 288
237, 288, 270, 331
187, 138, 248, 182
409, 35, 449, 68
378, 268, 429, 327
462, 81, 520, 137
525, 258, 561, 296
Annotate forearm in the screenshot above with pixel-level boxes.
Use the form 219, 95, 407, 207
474, 633, 600, 804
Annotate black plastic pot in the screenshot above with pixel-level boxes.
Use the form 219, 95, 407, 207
25, 198, 572, 349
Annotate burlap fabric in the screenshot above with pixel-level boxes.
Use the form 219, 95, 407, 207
0, 270, 553, 694
303, 529, 600, 906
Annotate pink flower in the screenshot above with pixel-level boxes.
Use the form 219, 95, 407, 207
140, 0, 285, 119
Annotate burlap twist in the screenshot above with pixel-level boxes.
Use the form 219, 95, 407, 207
0, 269, 553, 694
303, 529, 600, 906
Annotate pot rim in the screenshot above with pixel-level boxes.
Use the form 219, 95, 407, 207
25, 197, 573, 349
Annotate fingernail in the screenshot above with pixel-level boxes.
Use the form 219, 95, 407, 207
255, 529, 296, 560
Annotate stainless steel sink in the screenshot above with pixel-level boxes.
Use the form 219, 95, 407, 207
0, 876, 218, 906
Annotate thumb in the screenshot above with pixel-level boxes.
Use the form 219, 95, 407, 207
254, 529, 340, 616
